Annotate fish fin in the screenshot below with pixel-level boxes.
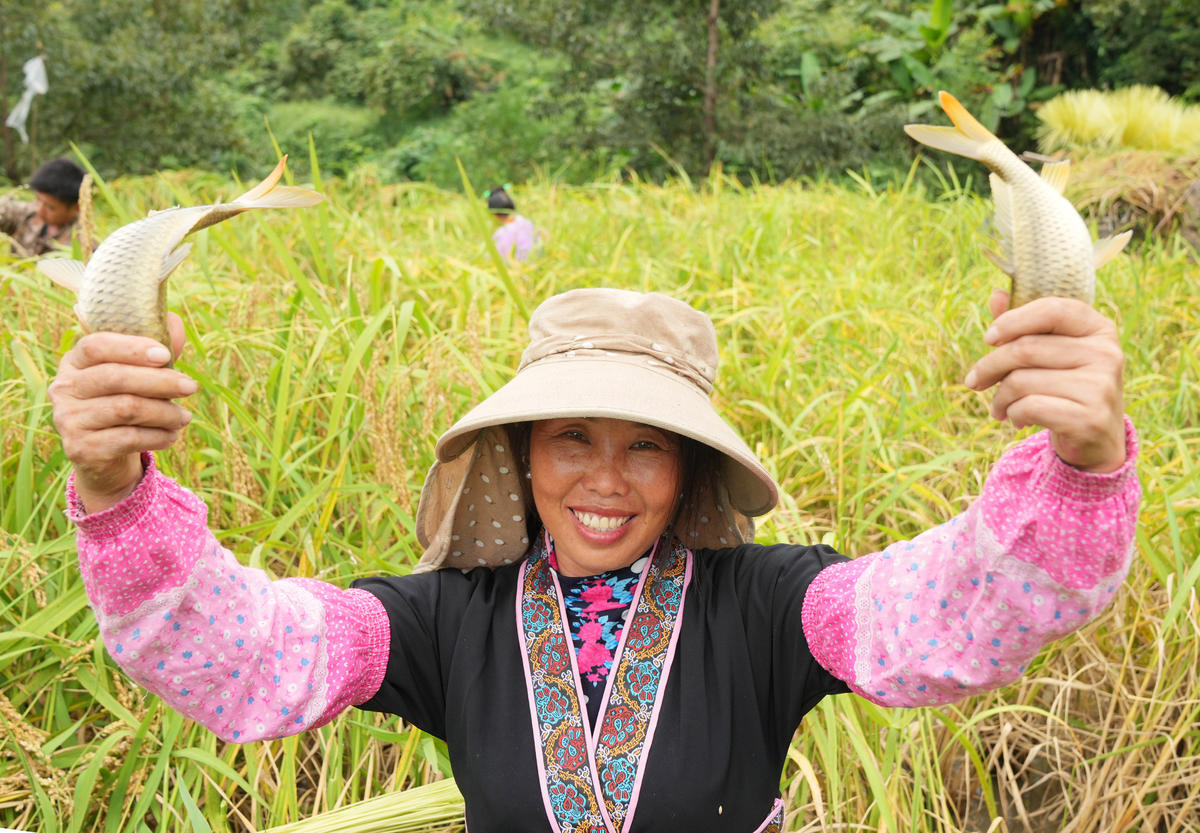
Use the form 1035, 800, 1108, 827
237, 155, 289, 202
243, 184, 327, 209
37, 258, 87, 294
902, 124, 986, 162
73, 304, 92, 332
937, 91, 998, 143
1039, 159, 1071, 194
184, 157, 324, 236
981, 247, 1014, 276
232, 155, 324, 209
159, 242, 194, 282
1093, 230, 1133, 268
989, 173, 1016, 257
903, 91, 1001, 162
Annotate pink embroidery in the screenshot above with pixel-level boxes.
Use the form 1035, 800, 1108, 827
802, 421, 1140, 707
70, 455, 390, 742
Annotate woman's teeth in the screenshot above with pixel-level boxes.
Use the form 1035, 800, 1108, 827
573, 511, 631, 532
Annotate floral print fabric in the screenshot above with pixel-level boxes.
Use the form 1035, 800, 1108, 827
557, 561, 640, 726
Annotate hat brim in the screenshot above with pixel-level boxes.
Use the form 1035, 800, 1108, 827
435, 352, 778, 516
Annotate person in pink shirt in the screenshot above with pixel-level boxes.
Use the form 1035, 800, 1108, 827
48, 287, 1138, 833
486, 184, 539, 262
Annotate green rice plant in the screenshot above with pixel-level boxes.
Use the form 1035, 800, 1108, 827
1, 155, 1197, 832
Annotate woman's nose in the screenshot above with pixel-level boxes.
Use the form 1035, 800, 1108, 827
582, 450, 628, 495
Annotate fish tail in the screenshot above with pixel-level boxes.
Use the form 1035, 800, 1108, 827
186, 156, 324, 234
231, 155, 325, 210
903, 91, 999, 163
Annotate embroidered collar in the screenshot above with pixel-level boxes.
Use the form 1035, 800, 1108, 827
517, 532, 691, 833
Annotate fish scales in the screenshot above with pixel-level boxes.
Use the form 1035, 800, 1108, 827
904, 91, 1131, 308
78, 212, 197, 345
38, 156, 323, 354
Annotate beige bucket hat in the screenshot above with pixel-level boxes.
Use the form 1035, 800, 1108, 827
413, 288, 780, 571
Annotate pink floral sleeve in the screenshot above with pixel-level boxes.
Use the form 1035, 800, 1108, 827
802, 419, 1140, 707
69, 454, 391, 742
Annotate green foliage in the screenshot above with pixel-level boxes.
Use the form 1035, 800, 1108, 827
857, 1, 1045, 129
464, 0, 785, 180
0, 0, 290, 178
717, 68, 914, 182
267, 100, 383, 178
5, 0, 1200, 184
265, 1, 495, 114
1084, 0, 1200, 100
381, 79, 594, 187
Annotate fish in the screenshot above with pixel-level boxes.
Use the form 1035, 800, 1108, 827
37, 156, 323, 354
903, 91, 1132, 308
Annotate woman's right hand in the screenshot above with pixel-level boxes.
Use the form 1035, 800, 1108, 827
49, 313, 195, 514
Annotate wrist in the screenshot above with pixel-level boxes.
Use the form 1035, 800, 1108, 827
1051, 419, 1128, 474
75, 455, 145, 515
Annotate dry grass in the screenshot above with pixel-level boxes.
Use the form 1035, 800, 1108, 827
1061, 151, 1200, 248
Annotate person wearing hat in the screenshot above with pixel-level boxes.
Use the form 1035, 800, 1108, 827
49, 288, 1138, 832
0, 157, 85, 257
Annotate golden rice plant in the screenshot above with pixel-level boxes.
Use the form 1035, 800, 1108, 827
1, 152, 1197, 832
1037, 85, 1200, 156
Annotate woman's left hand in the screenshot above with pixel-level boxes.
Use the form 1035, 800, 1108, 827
964, 289, 1127, 473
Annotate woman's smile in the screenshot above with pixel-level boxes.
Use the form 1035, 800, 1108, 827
571, 509, 633, 533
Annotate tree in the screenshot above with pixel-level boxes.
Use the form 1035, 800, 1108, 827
1, 0, 291, 179
463, 0, 782, 179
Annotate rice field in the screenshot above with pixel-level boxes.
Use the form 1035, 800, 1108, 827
1, 154, 1198, 832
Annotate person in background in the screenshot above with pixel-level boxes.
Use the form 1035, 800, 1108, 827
48, 287, 1138, 832
0, 157, 85, 257
486, 183, 538, 262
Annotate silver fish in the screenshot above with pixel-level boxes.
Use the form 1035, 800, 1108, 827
904, 91, 1131, 308
38, 156, 323, 350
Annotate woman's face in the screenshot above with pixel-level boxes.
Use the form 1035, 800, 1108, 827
528, 417, 683, 577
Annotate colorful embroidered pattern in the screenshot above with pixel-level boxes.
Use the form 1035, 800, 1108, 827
519, 534, 690, 833
559, 563, 640, 724
756, 799, 784, 833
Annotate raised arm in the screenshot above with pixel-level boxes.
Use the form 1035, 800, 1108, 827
802, 293, 1140, 706
50, 320, 390, 741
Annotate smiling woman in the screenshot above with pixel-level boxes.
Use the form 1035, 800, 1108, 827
48, 287, 1140, 832
528, 417, 683, 577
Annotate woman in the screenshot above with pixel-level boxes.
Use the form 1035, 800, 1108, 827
486, 184, 539, 262
49, 287, 1138, 832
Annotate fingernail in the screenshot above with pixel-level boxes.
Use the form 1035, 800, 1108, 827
179, 377, 198, 395
983, 326, 999, 344
964, 369, 978, 389
180, 409, 193, 425
147, 345, 171, 364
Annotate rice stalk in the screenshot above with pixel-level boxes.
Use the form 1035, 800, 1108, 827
257, 778, 464, 833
